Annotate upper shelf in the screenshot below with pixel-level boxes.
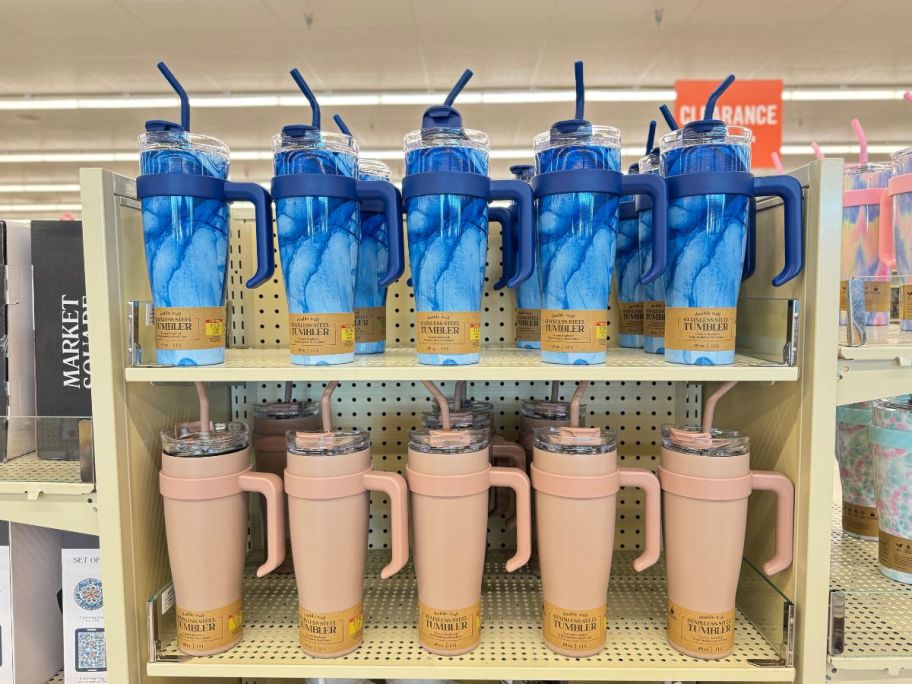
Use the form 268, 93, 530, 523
837, 324, 912, 405
124, 346, 799, 383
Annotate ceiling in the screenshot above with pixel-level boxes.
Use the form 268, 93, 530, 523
1, 0, 911, 216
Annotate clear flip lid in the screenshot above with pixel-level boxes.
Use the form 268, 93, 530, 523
161, 420, 248, 457
421, 409, 490, 431
359, 158, 392, 181
521, 400, 586, 421
286, 430, 370, 456
661, 424, 750, 457
409, 427, 489, 454
254, 401, 320, 420
874, 395, 912, 413
534, 426, 616, 454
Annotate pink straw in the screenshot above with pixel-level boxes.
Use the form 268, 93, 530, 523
569, 381, 589, 428
771, 152, 784, 173
810, 143, 825, 160
905, 92, 912, 103
320, 381, 338, 432
453, 381, 466, 411
195, 382, 210, 435
550, 381, 560, 402
701, 381, 738, 434
422, 381, 450, 430
850, 118, 868, 165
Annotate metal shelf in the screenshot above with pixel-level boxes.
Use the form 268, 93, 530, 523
837, 323, 912, 405
148, 551, 793, 682
125, 346, 799, 383
829, 505, 912, 680
0, 455, 97, 535
47, 671, 63, 684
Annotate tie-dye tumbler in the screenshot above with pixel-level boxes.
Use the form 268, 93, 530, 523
883, 145, 912, 331
138, 63, 275, 366
403, 71, 534, 365
835, 402, 878, 540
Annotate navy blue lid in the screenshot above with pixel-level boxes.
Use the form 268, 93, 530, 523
144, 120, 183, 133
145, 62, 190, 132
627, 163, 639, 174
549, 61, 590, 142
421, 69, 473, 130
681, 74, 735, 135
510, 164, 534, 177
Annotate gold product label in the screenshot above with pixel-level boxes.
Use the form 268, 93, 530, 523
664, 307, 737, 352
864, 281, 891, 312
643, 300, 666, 337
902, 285, 912, 320
418, 601, 481, 653
542, 601, 606, 653
667, 599, 735, 657
154, 306, 224, 350
289, 312, 355, 356
540, 309, 609, 353
176, 599, 243, 654
842, 502, 879, 538
515, 308, 541, 342
298, 602, 363, 655
618, 301, 644, 336
354, 306, 386, 343
839, 281, 849, 311
415, 311, 481, 355
879, 530, 912, 574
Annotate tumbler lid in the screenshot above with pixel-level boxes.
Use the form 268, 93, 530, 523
287, 430, 370, 456
421, 409, 490, 431
521, 399, 587, 421
662, 424, 749, 457
421, 69, 473, 131
254, 401, 320, 420
161, 420, 248, 457
534, 426, 616, 454
144, 120, 183, 133
409, 427, 489, 454
875, 395, 912, 412
510, 164, 534, 180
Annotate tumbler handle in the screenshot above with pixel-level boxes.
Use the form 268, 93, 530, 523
880, 189, 895, 270
490, 180, 534, 288
238, 471, 286, 577
622, 174, 667, 285
357, 180, 405, 287
223, 181, 276, 288
362, 471, 410, 579
488, 466, 532, 572
752, 175, 804, 286
750, 470, 795, 576
742, 198, 757, 281
618, 468, 661, 572
489, 207, 514, 291
491, 438, 528, 527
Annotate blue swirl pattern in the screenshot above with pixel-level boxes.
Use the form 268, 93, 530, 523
274, 144, 360, 365
536, 143, 620, 364
615, 194, 643, 348
405, 142, 488, 365
354, 167, 390, 354
140, 147, 229, 366
661, 139, 749, 365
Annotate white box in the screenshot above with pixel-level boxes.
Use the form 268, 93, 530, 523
62, 538, 105, 683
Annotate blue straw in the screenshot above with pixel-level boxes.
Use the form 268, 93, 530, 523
659, 104, 679, 131
333, 114, 353, 136
290, 68, 321, 129
574, 61, 585, 120
645, 120, 656, 154
704, 74, 736, 120
156, 62, 190, 131
444, 70, 473, 106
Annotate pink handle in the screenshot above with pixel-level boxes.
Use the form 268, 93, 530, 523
619, 468, 661, 572
238, 471, 286, 577
362, 471, 410, 579
750, 470, 794, 576
880, 189, 895, 269
491, 440, 527, 525
488, 467, 532, 572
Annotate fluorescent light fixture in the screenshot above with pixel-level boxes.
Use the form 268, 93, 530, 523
784, 89, 904, 102
0, 203, 81, 212
0, 184, 81, 193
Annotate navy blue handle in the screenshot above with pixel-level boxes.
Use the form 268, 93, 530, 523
752, 175, 804, 286
622, 174, 668, 285
222, 181, 275, 288
742, 198, 757, 281
490, 180, 534, 287
357, 180, 404, 287
489, 207, 513, 290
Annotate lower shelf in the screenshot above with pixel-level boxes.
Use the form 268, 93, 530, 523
148, 552, 793, 681
829, 505, 912, 680
47, 671, 63, 683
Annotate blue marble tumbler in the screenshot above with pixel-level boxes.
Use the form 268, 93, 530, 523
637, 152, 665, 354
511, 165, 541, 349
139, 130, 230, 366
616, 186, 643, 348
404, 129, 489, 365
660, 125, 750, 365
354, 159, 392, 354
535, 127, 621, 365
273, 130, 360, 365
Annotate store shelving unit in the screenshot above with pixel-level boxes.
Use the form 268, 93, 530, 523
837, 323, 912, 405
80, 159, 842, 683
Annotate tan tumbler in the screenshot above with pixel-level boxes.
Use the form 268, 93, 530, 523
532, 426, 661, 656
285, 430, 409, 657
407, 427, 532, 655
159, 420, 285, 656
659, 425, 794, 660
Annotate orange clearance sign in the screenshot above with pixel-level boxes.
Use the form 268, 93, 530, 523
675, 79, 783, 168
